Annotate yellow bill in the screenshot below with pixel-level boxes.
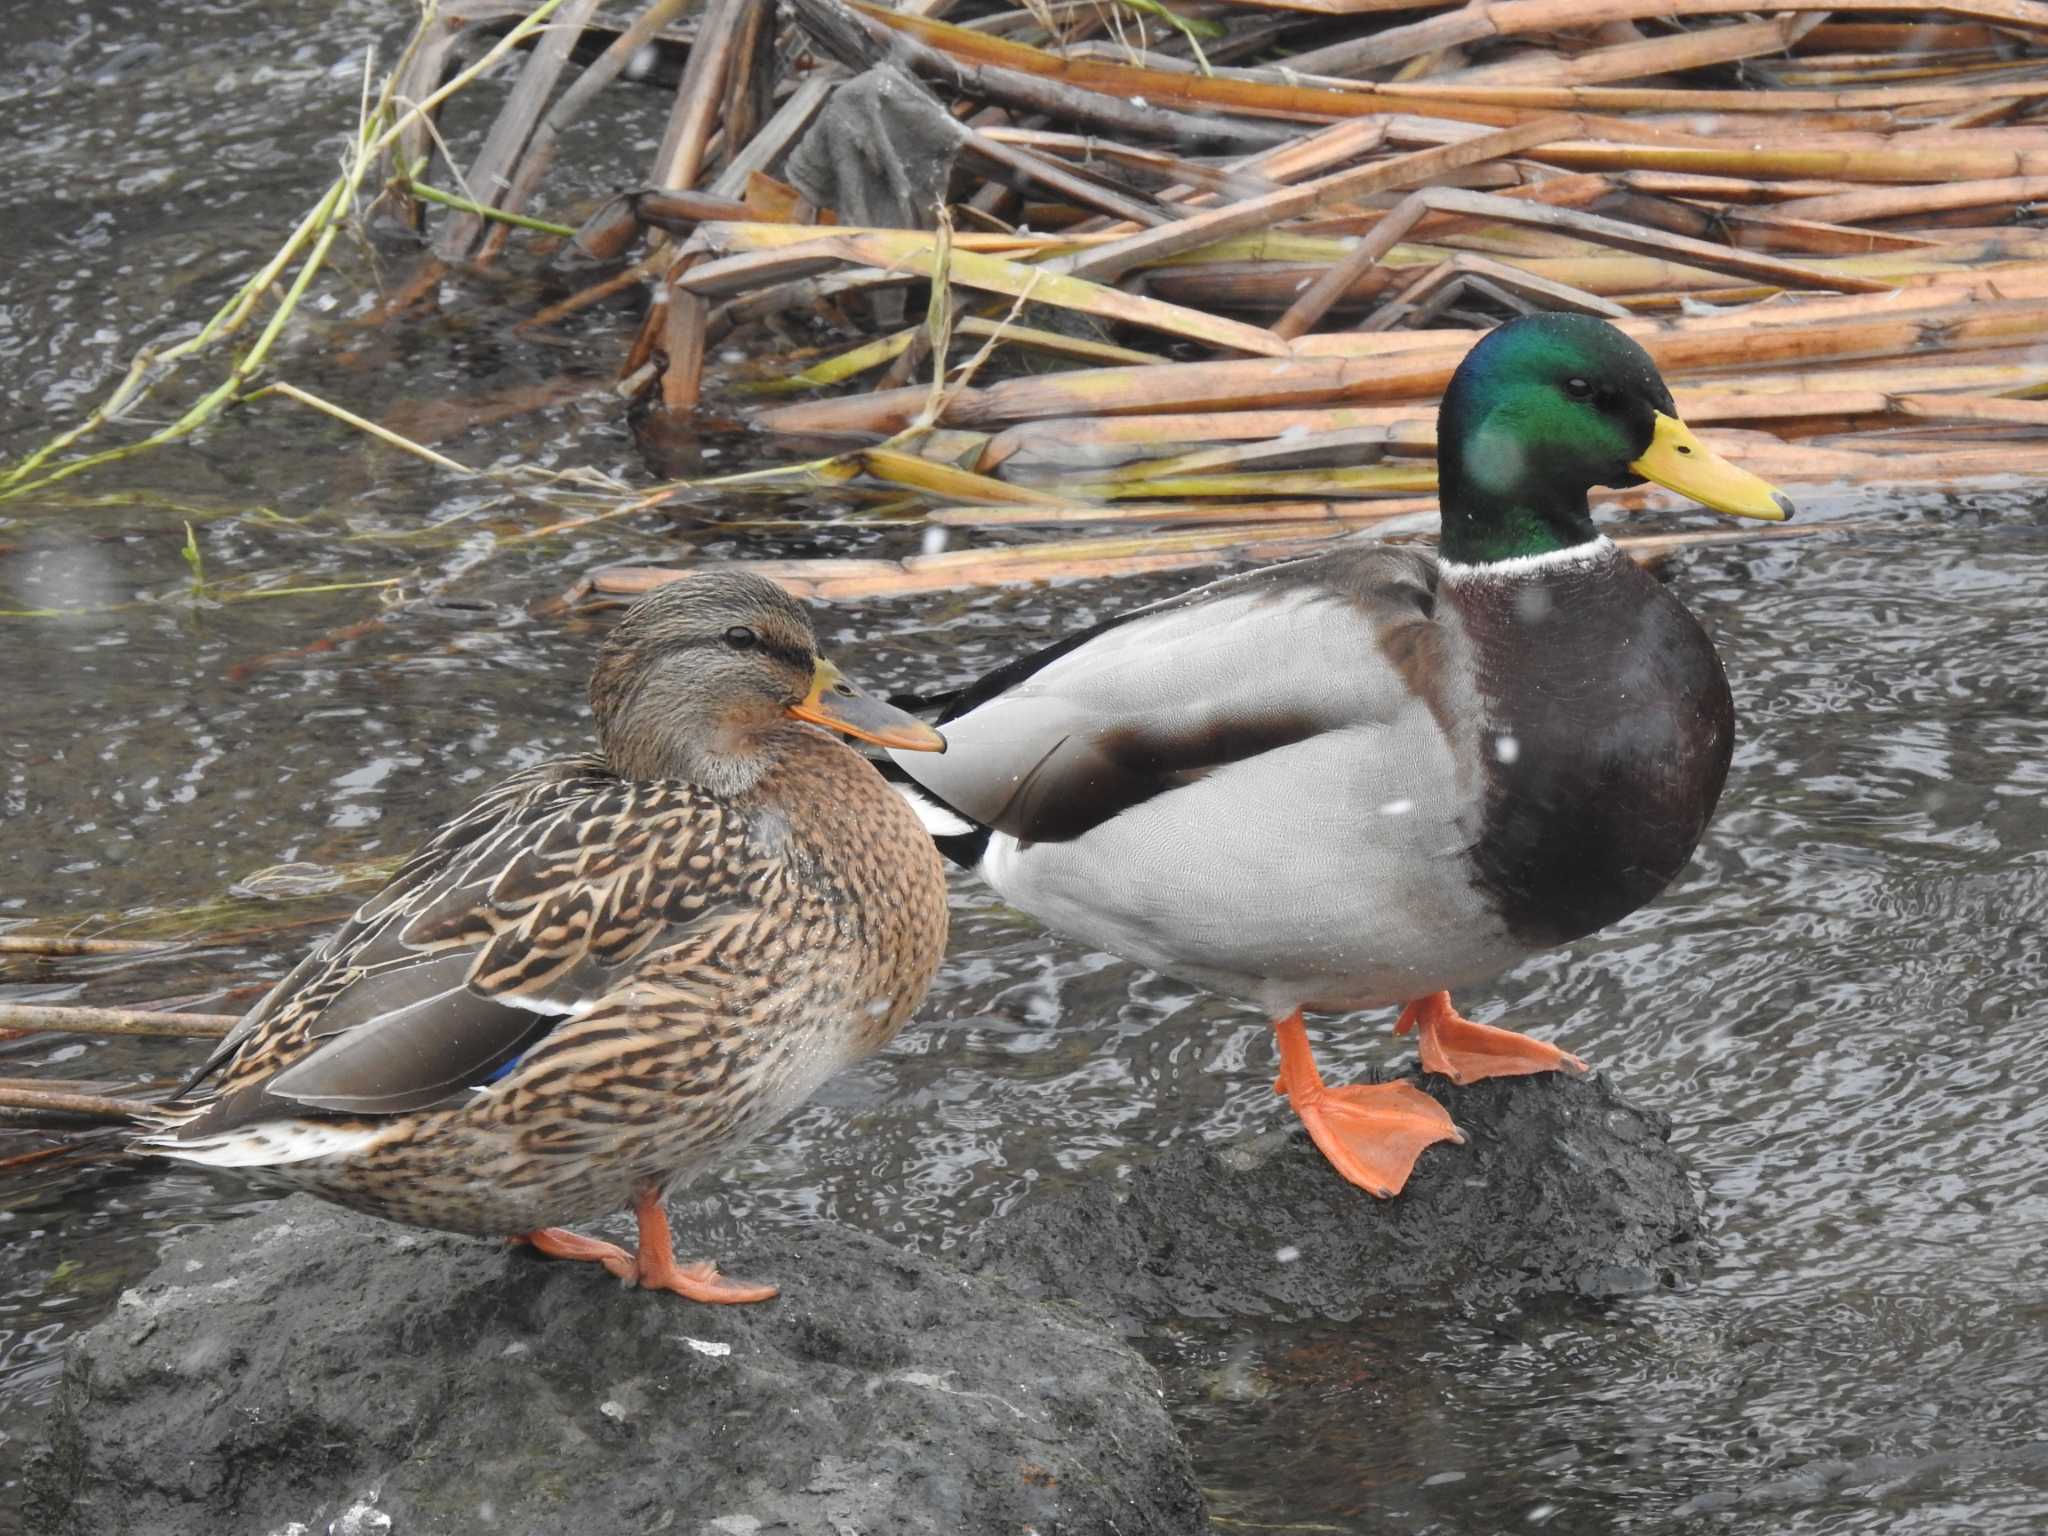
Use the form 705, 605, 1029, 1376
790, 659, 946, 753
1631, 413, 1794, 522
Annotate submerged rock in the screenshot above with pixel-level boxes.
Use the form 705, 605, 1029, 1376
968, 1071, 1706, 1326
27, 1197, 1206, 1536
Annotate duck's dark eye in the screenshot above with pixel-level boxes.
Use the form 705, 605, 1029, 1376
723, 625, 757, 650
1564, 376, 1593, 400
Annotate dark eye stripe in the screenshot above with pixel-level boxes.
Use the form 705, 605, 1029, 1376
670, 631, 815, 674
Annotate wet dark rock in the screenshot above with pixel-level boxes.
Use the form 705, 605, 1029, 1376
967, 1071, 1706, 1328
26, 1197, 1206, 1536
28, 1073, 1702, 1534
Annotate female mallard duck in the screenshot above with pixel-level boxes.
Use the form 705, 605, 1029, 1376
888, 314, 1791, 1199
140, 571, 949, 1303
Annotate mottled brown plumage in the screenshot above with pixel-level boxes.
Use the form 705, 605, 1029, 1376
139, 572, 949, 1300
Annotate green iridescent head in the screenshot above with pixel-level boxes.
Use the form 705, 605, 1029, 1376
1435, 313, 1792, 566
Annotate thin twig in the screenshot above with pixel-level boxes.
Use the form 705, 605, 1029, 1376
0, 935, 170, 957
0, 1004, 238, 1040
0, 1084, 154, 1122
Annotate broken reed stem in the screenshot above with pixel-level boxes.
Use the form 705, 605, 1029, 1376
0, 1004, 238, 1040
433, 0, 601, 262
405, 183, 576, 238
483, 0, 698, 267
0, 935, 169, 957
652, 0, 753, 194
253, 382, 484, 477
0, 1084, 153, 1123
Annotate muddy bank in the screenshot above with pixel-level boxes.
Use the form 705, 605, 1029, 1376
28, 1072, 1700, 1535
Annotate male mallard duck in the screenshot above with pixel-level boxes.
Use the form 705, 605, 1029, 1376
889, 313, 1791, 1198
140, 572, 949, 1302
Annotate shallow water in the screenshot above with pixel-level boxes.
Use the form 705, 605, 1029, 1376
3, 8, 2047, 1533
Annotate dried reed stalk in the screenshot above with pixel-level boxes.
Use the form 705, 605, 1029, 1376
0, 1004, 238, 1040
0, 935, 169, 957
0, 1083, 152, 1122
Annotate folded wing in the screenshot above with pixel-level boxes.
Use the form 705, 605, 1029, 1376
167, 758, 748, 1136
893, 546, 1446, 844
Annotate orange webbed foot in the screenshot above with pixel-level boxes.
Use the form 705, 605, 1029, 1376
631, 1188, 779, 1305
512, 1192, 778, 1304
514, 1226, 638, 1284
1394, 992, 1588, 1086
639, 1255, 780, 1305
1291, 1078, 1466, 1199
1273, 1010, 1464, 1199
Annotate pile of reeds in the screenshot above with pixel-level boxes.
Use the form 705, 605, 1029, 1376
537, 0, 2048, 599
11, 0, 2048, 605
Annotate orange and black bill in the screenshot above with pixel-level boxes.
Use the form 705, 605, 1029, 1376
790, 659, 946, 752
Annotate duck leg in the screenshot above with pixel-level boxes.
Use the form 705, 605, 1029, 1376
513, 1186, 777, 1304
1394, 992, 1588, 1086
1271, 1010, 1464, 1198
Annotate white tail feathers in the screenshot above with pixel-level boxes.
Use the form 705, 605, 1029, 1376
136, 1119, 383, 1168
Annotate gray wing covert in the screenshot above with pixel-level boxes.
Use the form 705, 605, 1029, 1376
894, 546, 1442, 845
173, 765, 748, 1131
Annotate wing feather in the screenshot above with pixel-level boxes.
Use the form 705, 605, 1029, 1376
892, 545, 1442, 843
167, 757, 754, 1135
